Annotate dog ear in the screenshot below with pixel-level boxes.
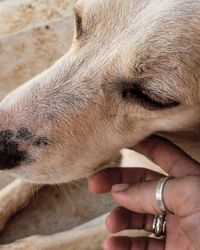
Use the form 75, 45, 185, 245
75, 12, 83, 39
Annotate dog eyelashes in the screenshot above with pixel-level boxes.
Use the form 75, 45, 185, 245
121, 87, 180, 109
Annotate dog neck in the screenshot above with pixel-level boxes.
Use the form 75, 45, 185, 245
160, 131, 200, 162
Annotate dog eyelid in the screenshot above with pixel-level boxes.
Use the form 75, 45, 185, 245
122, 86, 180, 109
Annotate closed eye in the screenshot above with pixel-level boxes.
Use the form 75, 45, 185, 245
121, 86, 180, 109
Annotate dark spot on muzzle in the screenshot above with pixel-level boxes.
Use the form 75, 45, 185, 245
0, 140, 28, 170
16, 127, 33, 141
33, 137, 50, 148
0, 128, 48, 169
0, 130, 14, 141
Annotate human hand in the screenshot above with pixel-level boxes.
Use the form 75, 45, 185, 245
89, 136, 200, 250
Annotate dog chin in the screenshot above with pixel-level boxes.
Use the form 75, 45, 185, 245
0, 168, 79, 185
18, 174, 75, 185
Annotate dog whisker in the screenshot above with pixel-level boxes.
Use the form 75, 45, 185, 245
56, 184, 75, 208
70, 180, 87, 194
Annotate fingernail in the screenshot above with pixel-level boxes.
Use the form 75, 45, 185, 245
112, 184, 130, 192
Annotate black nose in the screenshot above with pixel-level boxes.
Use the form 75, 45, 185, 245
0, 130, 27, 170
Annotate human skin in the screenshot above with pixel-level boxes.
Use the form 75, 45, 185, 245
89, 136, 200, 250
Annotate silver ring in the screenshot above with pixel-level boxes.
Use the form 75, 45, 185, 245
153, 214, 166, 237
155, 176, 173, 214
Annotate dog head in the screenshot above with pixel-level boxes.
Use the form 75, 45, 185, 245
0, 0, 199, 184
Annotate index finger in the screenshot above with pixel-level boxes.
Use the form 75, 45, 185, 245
88, 167, 163, 194
133, 136, 200, 177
